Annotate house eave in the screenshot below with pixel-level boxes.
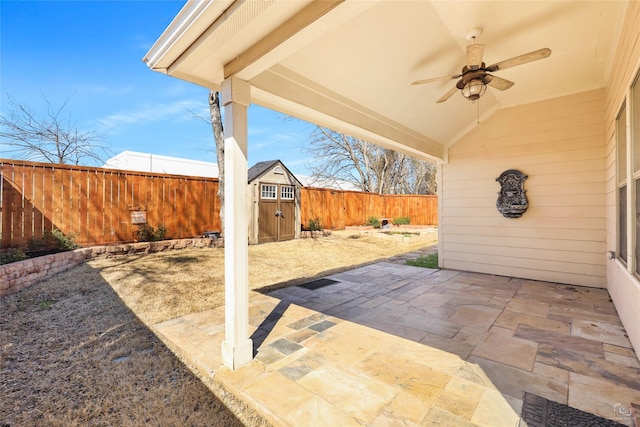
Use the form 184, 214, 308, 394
143, 1, 232, 71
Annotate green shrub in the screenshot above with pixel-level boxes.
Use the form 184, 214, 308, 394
308, 218, 322, 231
50, 229, 79, 250
366, 216, 381, 228
135, 224, 169, 242
1, 230, 78, 264
406, 253, 438, 269
28, 229, 78, 253
135, 224, 153, 242
155, 225, 168, 241
27, 235, 51, 252
0, 248, 28, 265
392, 216, 410, 225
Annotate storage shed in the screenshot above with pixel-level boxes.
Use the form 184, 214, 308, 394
247, 160, 302, 244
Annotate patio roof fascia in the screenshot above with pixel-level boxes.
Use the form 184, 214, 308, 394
143, 0, 234, 74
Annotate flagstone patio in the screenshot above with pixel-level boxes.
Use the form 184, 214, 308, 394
154, 261, 640, 426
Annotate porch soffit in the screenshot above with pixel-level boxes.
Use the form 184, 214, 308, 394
144, 0, 628, 162
146, 0, 444, 161
251, 66, 445, 162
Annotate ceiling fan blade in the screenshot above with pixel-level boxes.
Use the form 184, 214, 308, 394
411, 74, 460, 85
466, 44, 485, 68
436, 86, 458, 103
487, 75, 515, 90
486, 48, 551, 72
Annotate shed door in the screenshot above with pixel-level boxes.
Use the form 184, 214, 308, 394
278, 185, 296, 241
258, 184, 296, 244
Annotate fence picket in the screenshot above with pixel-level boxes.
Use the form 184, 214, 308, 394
300, 188, 437, 229
0, 159, 437, 249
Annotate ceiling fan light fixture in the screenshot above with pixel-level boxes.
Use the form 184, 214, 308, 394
461, 79, 486, 101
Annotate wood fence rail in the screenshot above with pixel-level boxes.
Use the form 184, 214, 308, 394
1, 159, 438, 249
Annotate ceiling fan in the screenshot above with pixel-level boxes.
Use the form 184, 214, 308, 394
411, 28, 551, 103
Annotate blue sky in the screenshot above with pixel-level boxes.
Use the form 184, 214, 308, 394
0, 0, 316, 175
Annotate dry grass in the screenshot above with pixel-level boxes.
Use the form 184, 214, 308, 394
1, 229, 436, 426
91, 229, 437, 325
0, 264, 248, 427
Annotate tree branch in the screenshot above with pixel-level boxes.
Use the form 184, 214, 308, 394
0, 93, 109, 165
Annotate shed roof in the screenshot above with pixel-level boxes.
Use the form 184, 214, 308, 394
248, 159, 302, 186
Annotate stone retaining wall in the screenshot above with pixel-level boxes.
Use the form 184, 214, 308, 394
0, 238, 223, 297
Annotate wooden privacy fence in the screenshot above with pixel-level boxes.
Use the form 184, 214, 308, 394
1, 159, 438, 249
300, 187, 438, 230
1, 160, 220, 248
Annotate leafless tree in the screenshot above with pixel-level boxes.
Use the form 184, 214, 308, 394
305, 126, 437, 194
208, 90, 225, 236
0, 94, 109, 165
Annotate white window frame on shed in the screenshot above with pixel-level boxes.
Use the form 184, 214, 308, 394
261, 184, 277, 200
280, 185, 294, 200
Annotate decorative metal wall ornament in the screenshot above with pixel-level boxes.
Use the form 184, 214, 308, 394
496, 169, 528, 218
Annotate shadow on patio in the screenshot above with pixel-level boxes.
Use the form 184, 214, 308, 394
153, 262, 640, 426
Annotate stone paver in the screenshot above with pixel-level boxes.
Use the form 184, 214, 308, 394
471, 328, 539, 371
154, 259, 640, 426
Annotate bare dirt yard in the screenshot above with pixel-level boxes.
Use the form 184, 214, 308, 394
1, 229, 437, 426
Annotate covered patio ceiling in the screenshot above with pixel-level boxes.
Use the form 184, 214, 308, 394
144, 0, 626, 163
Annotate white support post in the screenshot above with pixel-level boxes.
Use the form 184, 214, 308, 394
220, 77, 253, 370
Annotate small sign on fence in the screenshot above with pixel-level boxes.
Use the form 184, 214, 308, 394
130, 210, 147, 225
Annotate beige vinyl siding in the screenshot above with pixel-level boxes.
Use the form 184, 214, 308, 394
605, 1, 640, 358
442, 89, 606, 288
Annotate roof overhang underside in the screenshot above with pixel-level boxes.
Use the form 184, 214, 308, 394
144, 0, 628, 164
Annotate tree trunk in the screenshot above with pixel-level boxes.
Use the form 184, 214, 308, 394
209, 90, 225, 237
